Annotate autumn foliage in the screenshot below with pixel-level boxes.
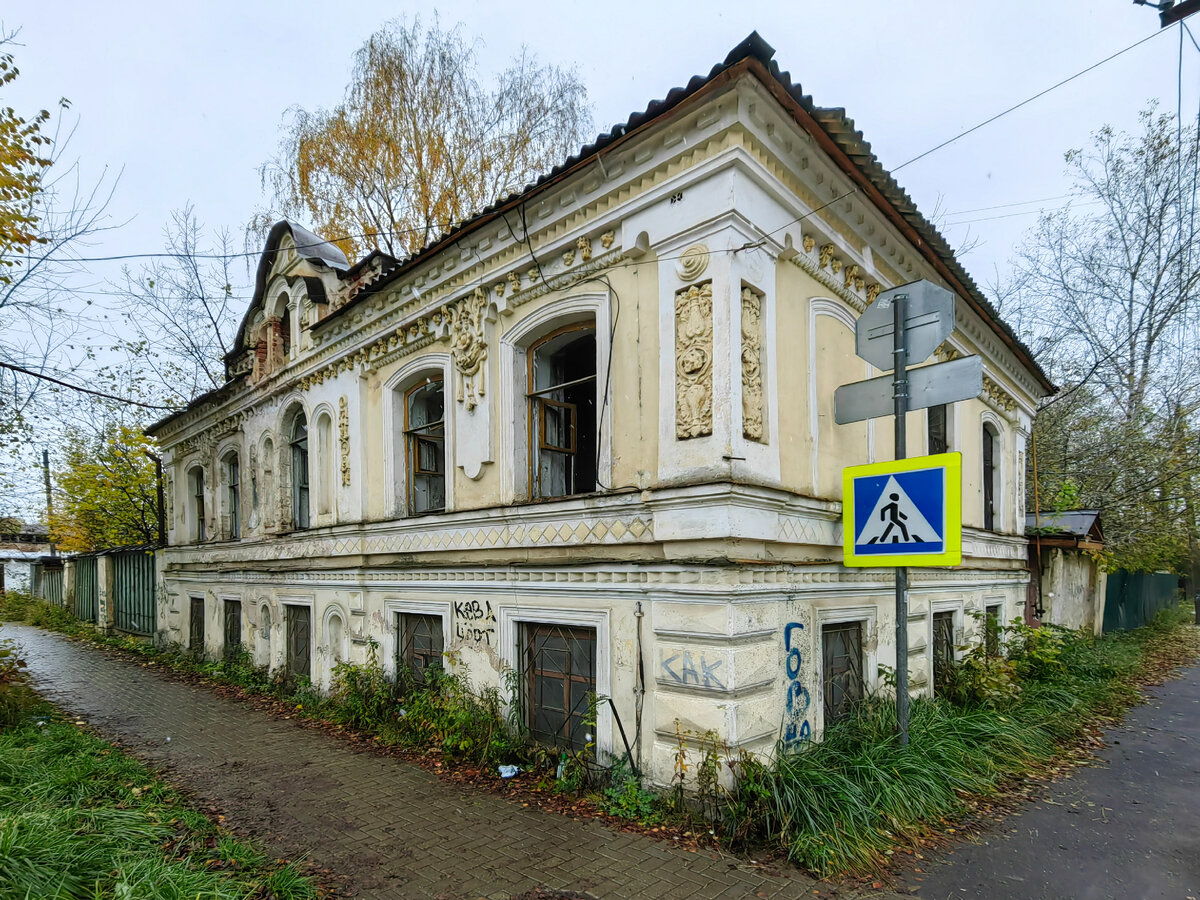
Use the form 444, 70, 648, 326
0, 42, 52, 284
255, 17, 592, 261
49, 424, 158, 552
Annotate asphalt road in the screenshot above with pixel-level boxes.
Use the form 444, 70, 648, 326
898, 657, 1200, 900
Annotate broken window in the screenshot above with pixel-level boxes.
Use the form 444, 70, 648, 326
395, 612, 444, 685
224, 453, 240, 539
927, 404, 947, 455
290, 413, 310, 529
190, 467, 206, 542
822, 621, 863, 727
521, 623, 597, 752
932, 611, 956, 693
528, 324, 597, 499
406, 379, 445, 514
224, 599, 242, 659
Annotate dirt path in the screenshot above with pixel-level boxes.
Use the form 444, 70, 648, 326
6, 624, 897, 900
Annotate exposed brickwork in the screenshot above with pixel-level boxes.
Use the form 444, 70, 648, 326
6, 625, 896, 900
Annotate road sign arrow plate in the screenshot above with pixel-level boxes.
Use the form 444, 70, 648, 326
834, 355, 984, 425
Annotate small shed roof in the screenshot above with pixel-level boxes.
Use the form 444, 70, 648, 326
1026, 509, 1103, 542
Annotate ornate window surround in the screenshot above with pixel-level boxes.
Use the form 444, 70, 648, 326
381, 353, 454, 519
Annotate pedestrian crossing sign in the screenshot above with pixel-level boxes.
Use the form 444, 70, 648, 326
842, 453, 962, 567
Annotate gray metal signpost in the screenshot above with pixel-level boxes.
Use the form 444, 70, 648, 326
836, 279, 977, 745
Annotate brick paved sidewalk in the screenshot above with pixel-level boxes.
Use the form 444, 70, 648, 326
5, 624, 898, 900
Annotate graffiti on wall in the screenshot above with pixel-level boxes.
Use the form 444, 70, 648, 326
783, 621, 811, 746
454, 599, 496, 645
660, 649, 725, 690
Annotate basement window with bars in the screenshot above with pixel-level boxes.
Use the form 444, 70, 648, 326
395, 612, 444, 686
822, 621, 863, 727
932, 610, 956, 693
520, 622, 597, 752
224, 599, 242, 659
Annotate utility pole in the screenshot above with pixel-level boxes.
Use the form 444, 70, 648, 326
42, 448, 55, 558
891, 294, 911, 745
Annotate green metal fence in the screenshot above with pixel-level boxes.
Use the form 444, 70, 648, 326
1102, 571, 1181, 633
74, 555, 99, 624
111, 549, 156, 635
30, 560, 64, 606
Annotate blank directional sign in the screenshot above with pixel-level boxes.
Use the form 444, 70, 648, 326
856, 279, 956, 371
843, 453, 962, 567
834, 355, 983, 425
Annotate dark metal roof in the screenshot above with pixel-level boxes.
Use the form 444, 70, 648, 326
320, 31, 1052, 393
1026, 509, 1103, 540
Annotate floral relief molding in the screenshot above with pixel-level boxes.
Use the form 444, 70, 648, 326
675, 282, 714, 439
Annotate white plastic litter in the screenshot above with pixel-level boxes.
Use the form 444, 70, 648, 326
498, 765, 520, 778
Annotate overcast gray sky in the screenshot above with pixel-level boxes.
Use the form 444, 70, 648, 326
5, 0, 1191, 290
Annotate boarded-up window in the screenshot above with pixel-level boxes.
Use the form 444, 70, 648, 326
521, 623, 596, 751
395, 612, 444, 685
822, 621, 863, 726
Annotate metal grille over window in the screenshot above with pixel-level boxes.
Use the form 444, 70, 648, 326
932, 611, 956, 692
528, 325, 597, 499
822, 621, 863, 726
286, 604, 311, 683
927, 404, 947, 455
521, 623, 597, 751
291, 414, 310, 529
396, 612, 444, 685
189, 596, 205, 654
405, 380, 445, 514
224, 600, 242, 659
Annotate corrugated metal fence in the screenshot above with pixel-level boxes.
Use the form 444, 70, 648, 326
74, 554, 99, 624
30, 560, 64, 606
111, 549, 155, 635
1103, 571, 1181, 632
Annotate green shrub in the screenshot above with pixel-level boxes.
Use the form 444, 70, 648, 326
0, 634, 36, 728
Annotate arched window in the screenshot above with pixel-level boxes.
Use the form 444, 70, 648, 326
528, 323, 597, 499
290, 413, 310, 529
405, 378, 445, 513
223, 452, 240, 539
189, 466, 206, 542
982, 424, 998, 531
316, 413, 333, 516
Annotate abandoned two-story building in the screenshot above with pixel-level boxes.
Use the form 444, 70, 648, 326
146, 34, 1051, 785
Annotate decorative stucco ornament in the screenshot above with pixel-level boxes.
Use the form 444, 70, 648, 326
802, 234, 815, 254
741, 288, 764, 442
563, 249, 576, 266
675, 282, 714, 439
508, 271, 521, 294
676, 244, 710, 282
600, 230, 616, 249
865, 283, 881, 306
338, 396, 351, 487
448, 288, 488, 411
819, 244, 835, 270
577, 236, 593, 262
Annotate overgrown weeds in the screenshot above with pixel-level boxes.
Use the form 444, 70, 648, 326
720, 605, 1199, 876
0, 705, 317, 899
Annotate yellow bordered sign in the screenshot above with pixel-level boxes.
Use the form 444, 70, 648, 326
842, 453, 962, 567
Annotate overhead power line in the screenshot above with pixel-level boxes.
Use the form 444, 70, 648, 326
0, 361, 178, 411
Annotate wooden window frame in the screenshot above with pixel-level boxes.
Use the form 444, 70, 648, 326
225, 453, 240, 540
223, 598, 242, 659
404, 377, 446, 515
190, 467, 206, 542
520, 622, 597, 753
290, 413, 310, 530
395, 612, 445, 686
821, 620, 864, 727
526, 322, 597, 500
982, 424, 997, 531
927, 404, 948, 455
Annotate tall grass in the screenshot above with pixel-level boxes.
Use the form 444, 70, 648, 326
725, 606, 1198, 876
0, 710, 317, 899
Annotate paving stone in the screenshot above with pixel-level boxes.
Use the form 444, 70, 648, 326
6, 625, 899, 900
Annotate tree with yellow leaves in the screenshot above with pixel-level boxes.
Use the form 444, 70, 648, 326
49, 423, 158, 553
0, 38, 51, 283
254, 17, 591, 261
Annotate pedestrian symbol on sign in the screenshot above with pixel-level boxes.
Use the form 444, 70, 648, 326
842, 453, 962, 567
857, 476, 938, 546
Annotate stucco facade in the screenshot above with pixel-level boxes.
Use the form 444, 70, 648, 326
147, 36, 1051, 785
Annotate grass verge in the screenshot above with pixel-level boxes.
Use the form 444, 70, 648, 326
719, 605, 1200, 876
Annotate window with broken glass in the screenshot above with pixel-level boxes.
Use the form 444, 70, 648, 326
528, 324, 597, 500
395, 612, 444, 686
932, 611, 956, 693
822, 621, 863, 726
520, 623, 597, 752
405, 379, 445, 514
